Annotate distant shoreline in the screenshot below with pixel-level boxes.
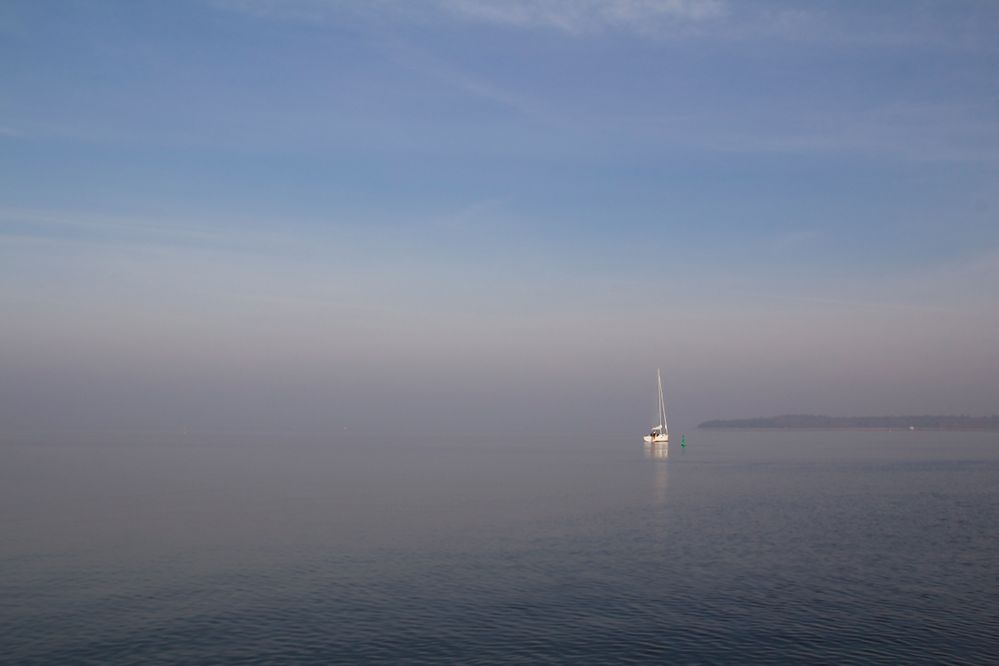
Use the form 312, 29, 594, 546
698, 427, 998, 432
698, 415, 999, 431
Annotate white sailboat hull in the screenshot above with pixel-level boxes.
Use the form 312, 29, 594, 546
643, 433, 669, 443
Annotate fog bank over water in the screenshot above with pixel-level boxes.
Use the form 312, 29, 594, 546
3, 234, 997, 441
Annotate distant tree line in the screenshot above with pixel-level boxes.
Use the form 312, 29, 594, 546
698, 414, 999, 430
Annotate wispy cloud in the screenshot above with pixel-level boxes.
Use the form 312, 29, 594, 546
0, 207, 230, 246
603, 98, 999, 164
435, 197, 510, 232
434, 0, 726, 34
0, 207, 323, 265
212, 0, 999, 50
213, 0, 726, 35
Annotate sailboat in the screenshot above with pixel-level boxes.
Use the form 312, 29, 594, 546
643, 369, 669, 444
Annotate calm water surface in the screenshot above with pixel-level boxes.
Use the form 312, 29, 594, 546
2, 431, 997, 664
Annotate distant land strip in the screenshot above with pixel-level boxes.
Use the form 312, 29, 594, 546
698, 415, 999, 431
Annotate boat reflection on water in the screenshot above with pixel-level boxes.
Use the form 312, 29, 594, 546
644, 442, 669, 503
644, 441, 669, 460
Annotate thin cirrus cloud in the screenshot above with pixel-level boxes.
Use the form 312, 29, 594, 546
212, 0, 999, 48
205, 1, 999, 165
212, 0, 728, 35
435, 0, 726, 33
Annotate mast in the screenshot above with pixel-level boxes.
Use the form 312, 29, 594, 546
662, 375, 668, 437
658, 368, 668, 436
657, 368, 664, 432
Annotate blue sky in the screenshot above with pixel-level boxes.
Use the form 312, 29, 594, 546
2, 1, 998, 436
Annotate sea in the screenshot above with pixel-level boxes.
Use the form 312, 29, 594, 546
2, 430, 997, 664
